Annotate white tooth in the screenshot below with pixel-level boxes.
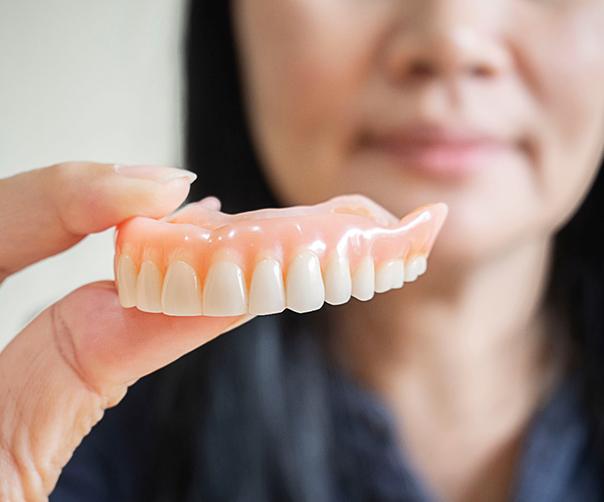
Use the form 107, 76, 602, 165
161, 261, 203, 316
351, 257, 375, 301
136, 260, 162, 313
203, 261, 248, 316
405, 257, 422, 282
324, 255, 352, 305
390, 259, 405, 289
248, 259, 286, 315
286, 251, 325, 313
375, 262, 393, 293
117, 254, 137, 308
415, 256, 428, 276
375, 259, 405, 293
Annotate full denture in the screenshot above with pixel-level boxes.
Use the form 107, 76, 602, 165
114, 195, 448, 316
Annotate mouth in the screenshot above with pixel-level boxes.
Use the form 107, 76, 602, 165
362, 123, 525, 179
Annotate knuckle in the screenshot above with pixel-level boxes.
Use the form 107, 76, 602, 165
0, 438, 46, 502
49, 300, 128, 409
0, 362, 48, 500
46, 161, 82, 187
49, 303, 101, 399
44, 163, 101, 236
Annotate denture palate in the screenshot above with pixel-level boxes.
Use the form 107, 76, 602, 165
114, 195, 448, 316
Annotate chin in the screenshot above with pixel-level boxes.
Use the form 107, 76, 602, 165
427, 223, 500, 268
428, 208, 548, 272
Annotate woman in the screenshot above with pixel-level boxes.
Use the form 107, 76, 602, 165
1, 0, 603, 500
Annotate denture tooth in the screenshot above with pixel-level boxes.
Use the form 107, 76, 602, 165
324, 255, 352, 305
375, 262, 393, 293
415, 256, 428, 276
161, 261, 203, 316
203, 261, 248, 316
404, 256, 424, 283
286, 251, 325, 313
136, 260, 162, 313
351, 257, 375, 301
375, 259, 405, 293
117, 254, 137, 308
248, 259, 286, 315
391, 259, 405, 289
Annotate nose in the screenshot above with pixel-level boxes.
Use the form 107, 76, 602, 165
383, 1, 511, 84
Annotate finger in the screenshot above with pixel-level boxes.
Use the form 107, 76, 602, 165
51, 282, 253, 391
161, 195, 222, 222
0, 282, 252, 497
198, 196, 221, 211
0, 162, 197, 281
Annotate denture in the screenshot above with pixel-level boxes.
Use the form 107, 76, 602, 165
114, 195, 447, 316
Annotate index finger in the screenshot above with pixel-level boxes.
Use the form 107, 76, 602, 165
0, 162, 196, 282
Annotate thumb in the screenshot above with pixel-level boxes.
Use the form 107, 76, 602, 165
0, 282, 251, 498
0, 162, 196, 281
52, 281, 250, 393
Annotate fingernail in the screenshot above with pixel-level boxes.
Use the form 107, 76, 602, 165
198, 196, 221, 211
114, 164, 197, 185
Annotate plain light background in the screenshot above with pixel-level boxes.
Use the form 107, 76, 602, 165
0, 0, 187, 349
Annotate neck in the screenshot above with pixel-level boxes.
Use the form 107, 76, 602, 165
328, 236, 565, 501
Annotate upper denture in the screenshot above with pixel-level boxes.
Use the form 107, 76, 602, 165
114, 194, 448, 316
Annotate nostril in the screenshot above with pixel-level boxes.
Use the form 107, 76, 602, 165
409, 61, 437, 79
404, 58, 498, 82
471, 64, 496, 79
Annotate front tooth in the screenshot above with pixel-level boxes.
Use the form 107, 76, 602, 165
352, 257, 375, 301
136, 260, 162, 312
375, 259, 405, 293
203, 261, 248, 316
404, 256, 423, 282
161, 261, 203, 316
324, 255, 352, 305
248, 259, 286, 315
117, 254, 137, 308
286, 251, 325, 313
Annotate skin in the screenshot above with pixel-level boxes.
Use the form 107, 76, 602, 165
233, 0, 604, 500
0, 164, 250, 500
1, 1, 603, 500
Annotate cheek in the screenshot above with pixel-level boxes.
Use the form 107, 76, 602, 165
235, 0, 389, 204
235, 0, 604, 266
525, 8, 604, 231
434, 3, 604, 263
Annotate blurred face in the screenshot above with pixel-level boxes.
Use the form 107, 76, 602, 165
233, 0, 604, 264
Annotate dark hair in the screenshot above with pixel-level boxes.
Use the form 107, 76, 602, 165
148, 1, 604, 499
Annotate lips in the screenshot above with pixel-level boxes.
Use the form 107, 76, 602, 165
363, 124, 519, 178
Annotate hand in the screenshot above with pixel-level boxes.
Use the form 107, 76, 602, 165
0, 162, 251, 501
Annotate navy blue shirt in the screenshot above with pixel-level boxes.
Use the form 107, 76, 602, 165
51, 326, 604, 502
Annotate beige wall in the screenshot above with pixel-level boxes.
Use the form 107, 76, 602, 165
0, 0, 186, 348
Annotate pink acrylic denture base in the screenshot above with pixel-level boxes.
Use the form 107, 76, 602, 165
115, 195, 448, 286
